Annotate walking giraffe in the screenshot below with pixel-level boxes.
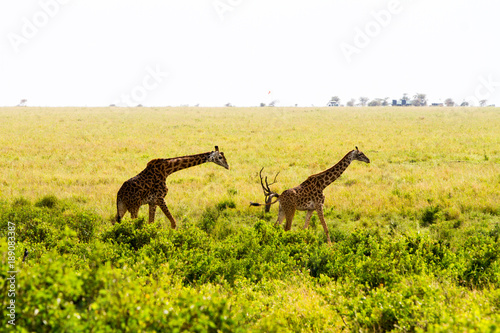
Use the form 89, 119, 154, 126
116, 146, 229, 227
251, 147, 370, 244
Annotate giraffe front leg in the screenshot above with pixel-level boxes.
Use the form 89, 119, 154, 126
284, 207, 296, 231
115, 200, 127, 225
148, 204, 157, 223
275, 204, 285, 227
316, 205, 332, 244
303, 210, 314, 229
157, 199, 177, 229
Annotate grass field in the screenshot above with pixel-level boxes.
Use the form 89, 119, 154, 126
1, 106, 499, 331
1, 106, 498, 224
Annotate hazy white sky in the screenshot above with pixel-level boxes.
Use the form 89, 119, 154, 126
1, 0, 499, 107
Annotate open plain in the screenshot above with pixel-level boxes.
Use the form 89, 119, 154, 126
0, 106, 499, 331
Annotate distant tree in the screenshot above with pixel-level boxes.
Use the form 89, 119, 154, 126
460, 101, 469, 107
225, 102, 233, 107
368, 98, 382, 106
413, 93, 427, 106
17, 99, 27, 107
359, 97, 369, 107
479, 99, 487, 107
269, 100, 279, 107
260, 102, 266, 107
444, 98, 455, 107
381, 97, 390, 106
346, 98, 356, 107
329, 96, 340, 104
401, 93, 410, 101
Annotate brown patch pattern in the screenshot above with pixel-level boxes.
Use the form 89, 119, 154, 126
116, 147, 228, 227
274, 148, 370, 244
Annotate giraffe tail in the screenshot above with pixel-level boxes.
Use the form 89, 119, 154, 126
250, 193, 280, 207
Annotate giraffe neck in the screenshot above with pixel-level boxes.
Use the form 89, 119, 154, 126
309, 150, 355, 190
155, 152, 211, 178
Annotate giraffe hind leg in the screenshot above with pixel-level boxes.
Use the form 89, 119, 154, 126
148, 204, 157, 223
316, 205, 332, 244
303, 210, 314, 229
129, 205, 140, 220
157, 198, 177, 229
284, 207, 296, 231
275, 204, 285, 227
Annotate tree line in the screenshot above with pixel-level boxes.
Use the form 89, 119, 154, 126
328, 94, 490, 107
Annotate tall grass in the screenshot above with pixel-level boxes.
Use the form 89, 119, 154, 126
0, 106, 498, 228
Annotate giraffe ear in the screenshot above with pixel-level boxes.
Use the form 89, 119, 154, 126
355, 146, 359, 151
215, 146, 219, 152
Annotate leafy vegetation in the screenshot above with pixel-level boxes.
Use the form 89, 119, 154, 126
0, 107, 499, 331
1, 195, 499, 332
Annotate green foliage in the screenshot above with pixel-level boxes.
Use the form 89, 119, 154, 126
102, 218, 158, 251
0, 198, 102, 251
198, 201, 237, 238
66, 211, 98, 243
12, 197, 31, 208
199, 207, 220, 234
1, 194, 500, 331
420, 205, 441, 227
458, 234, 500, 288
35, 195, 59, 209
216, 199, 236, 211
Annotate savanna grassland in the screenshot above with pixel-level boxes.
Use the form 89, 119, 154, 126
1, 106, 499, 332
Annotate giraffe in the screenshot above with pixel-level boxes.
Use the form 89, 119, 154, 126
116, 146, 229, 227
250, 147, 370, 244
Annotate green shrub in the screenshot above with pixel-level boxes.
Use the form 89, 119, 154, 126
420, 205, 441, 227
2, 194, 500, 332
66, 212, 100, 243
1, 199, 102, 251
12, 197, 31, 208
458, 235, 500, 288
216, 199, 236, 211
199, 207, 219, 233
35, 195, 59, 209
101, 218, 158, 251
344, 276, 443, 332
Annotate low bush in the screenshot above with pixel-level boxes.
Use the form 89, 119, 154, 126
1, 196, 499, 331
101, 218, 158, 251
34, 195, 59, 209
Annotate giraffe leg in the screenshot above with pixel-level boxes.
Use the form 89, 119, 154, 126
275, 204, 286, 227
316, 205, 332, 244
303, 210, 314, 229
148, 204, 157, 223
115, 200, 127, 225
129, 206, 140, 220
157, 199, 177, 229
284, 207, 296, 231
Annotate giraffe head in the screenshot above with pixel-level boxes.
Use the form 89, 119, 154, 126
352, 146, 370, 163
208, 146, 229, 169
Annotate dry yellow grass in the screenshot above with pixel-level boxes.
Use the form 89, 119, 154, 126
0, 106, 498, 227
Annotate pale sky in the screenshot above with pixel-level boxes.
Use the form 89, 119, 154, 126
1, 0, 499, 107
